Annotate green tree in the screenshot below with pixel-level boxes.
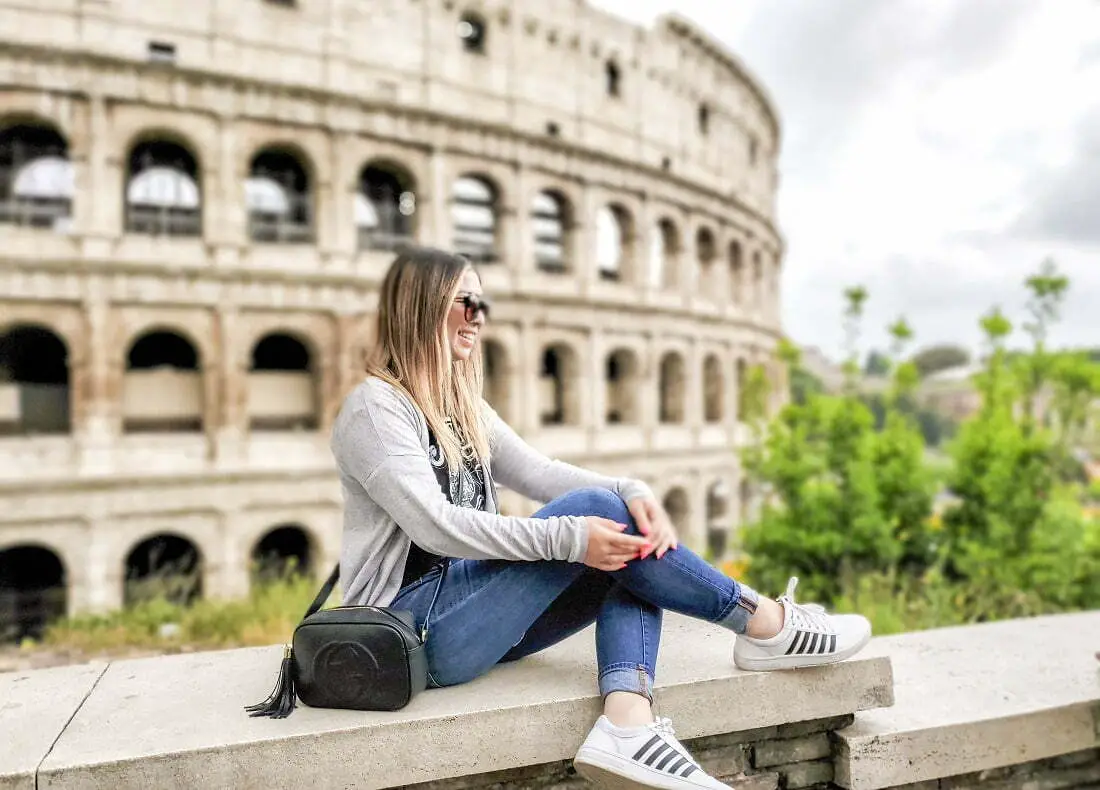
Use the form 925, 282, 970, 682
910, 344, 971, 378
864, 350, 891, 377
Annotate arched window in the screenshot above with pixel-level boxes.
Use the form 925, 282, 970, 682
596, 204, 632, 282
540, 344, 579, 426
482, 339, 511, 421
124, 331, 202, 432
605, 349, 640, 424
703, 354, 724, 423
458, 11, 486, 53
659, 351, 686, 424
605, 60, 621, 98
252, 524, 312, 582
0, 325, 70, 435
125, 139, 202, 236
246, 148, 312, 243
0, 123, 72, 229
729, 241, 744, 304
452, 175, 498, 263
124, 534, 202, 606
0, 545, 66, 642
532, 190, 569, 272
356, 163, 416, 251
663, 488, 689, 534
697, 227, 717, 294
248, 333, 318, 431
649, 217, 679, 288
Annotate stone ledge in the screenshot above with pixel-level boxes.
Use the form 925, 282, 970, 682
0, 614, 892, 790
834, 611, 1100, 790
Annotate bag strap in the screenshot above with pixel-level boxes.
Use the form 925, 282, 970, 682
304, 559, 450, 641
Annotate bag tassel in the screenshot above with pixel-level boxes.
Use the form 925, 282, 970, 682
245, 644, 298, 719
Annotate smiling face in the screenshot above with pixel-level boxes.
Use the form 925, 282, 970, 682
445, 268, 486, 362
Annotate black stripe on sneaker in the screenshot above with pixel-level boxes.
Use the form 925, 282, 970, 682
644, 743, 672, 766
786, 631, 804, 655
681, 764, 698, 778
633, 735, 663, 762
807, 633, 820, 654
829, 633, 837, 653
667, 756, 688, 775
655, 749, 682, 771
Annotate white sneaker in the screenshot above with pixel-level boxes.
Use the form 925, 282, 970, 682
573, 715, 729, 790
733, 577, 871, 671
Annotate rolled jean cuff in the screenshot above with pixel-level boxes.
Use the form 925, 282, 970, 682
716, 583, 760, 634
599, 663, 654, 702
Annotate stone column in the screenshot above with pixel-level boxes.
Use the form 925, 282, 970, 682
80, 94, 120, 256
576, 182, 599, 292
329, 131, 358, 262
212, 116, 246, 258
512, 165, 534, 277
516, 319, 540, 435
77, 300, 116, 474
589, 330, 607, 440
82, 526, 123, 614
425, 147, 450, 248
213, 307, 247, 467
686, 339, 703, 430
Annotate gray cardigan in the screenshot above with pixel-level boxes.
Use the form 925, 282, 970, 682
331, 377, 654, 607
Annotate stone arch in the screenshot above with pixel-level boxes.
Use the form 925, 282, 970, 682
481, 338, 512, 421
729, 240, 744, 304
0, 324, 70, 435
706, 479, 731, 558
123, 329, 203, 432
0, 544, 66, 642
246, 144, 314, 243
123, 532, 203, 606
452, 173, 500, 263
356, 158, 417, 251
251, 523, 314, 582
596, 203, 634, 282
248, 332, 320, 431
650, 216, 680, 288
0, 120, 72, 229
658, 351, 686, 424
531, 189, 572, 272
696, 226, 717, 295
605, 348, 640, 425
662, 487, 689, 534
703, 353, 724, 423
124, 135, 202, 236
539, 342, 581, 426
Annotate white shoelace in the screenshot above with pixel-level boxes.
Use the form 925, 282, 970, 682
778, 577, 833, 634
649, 717, 698, 768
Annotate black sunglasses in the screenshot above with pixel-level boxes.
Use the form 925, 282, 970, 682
457, 294, 491, 322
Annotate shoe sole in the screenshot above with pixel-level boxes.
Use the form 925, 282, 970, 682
733, 630, 872, 671
574, 747, 717, 790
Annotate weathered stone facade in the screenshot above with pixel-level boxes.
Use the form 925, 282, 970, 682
0, 0, 785, 629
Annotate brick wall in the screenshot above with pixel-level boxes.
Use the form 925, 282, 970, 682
888, 747, 1100, 790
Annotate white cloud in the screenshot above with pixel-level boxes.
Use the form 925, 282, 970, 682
589, 0, 1100, 361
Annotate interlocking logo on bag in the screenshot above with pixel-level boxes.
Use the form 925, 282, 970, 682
312, 642, 380, 705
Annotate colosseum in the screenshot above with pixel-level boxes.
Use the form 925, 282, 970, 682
0, 0, 785, 640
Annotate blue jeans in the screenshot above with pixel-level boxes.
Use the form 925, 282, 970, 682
390, 488, 760, 701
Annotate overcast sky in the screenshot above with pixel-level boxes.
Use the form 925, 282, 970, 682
590, 0, 1100, 363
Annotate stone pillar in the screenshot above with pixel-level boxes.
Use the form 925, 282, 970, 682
212, 116, 246, 255
512, 165, 535, 277
80, 95, 120, 255
426, 147, 449, 248
576, 182, 599, 292
330, 131, 358, 261
81, 525, 123, 614
77, 300, 116, 473
589, 330, 607, 438
213, 307, 249, 467
516, 320, 540, 435
318, 319, 342, 433
686, 340, 703, 430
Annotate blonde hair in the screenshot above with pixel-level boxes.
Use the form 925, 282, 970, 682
365, 246, 490, 470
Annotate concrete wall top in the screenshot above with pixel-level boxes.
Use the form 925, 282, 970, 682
0, 614, 890, 790
0, 0, 781, 218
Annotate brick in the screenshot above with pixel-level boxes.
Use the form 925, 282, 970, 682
695, 746, 749, 778
726, 771, 780, 789
1050, 748, 1099, 768
751, 733, 831, 768
774, 713, 856, 739
774, 758, 834, 789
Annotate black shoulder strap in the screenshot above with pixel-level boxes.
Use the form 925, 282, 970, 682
300, 560, 449, 640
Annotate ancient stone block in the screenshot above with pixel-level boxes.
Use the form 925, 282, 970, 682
751, 733, 831, 768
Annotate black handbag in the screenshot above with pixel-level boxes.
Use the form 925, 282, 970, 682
246, 560, 448, 719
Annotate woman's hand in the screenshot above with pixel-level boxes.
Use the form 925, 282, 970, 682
583, 517, 649, 571
627, 497, 678, 560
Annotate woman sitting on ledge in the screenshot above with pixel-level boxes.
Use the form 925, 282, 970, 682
331, 246, 872, 790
